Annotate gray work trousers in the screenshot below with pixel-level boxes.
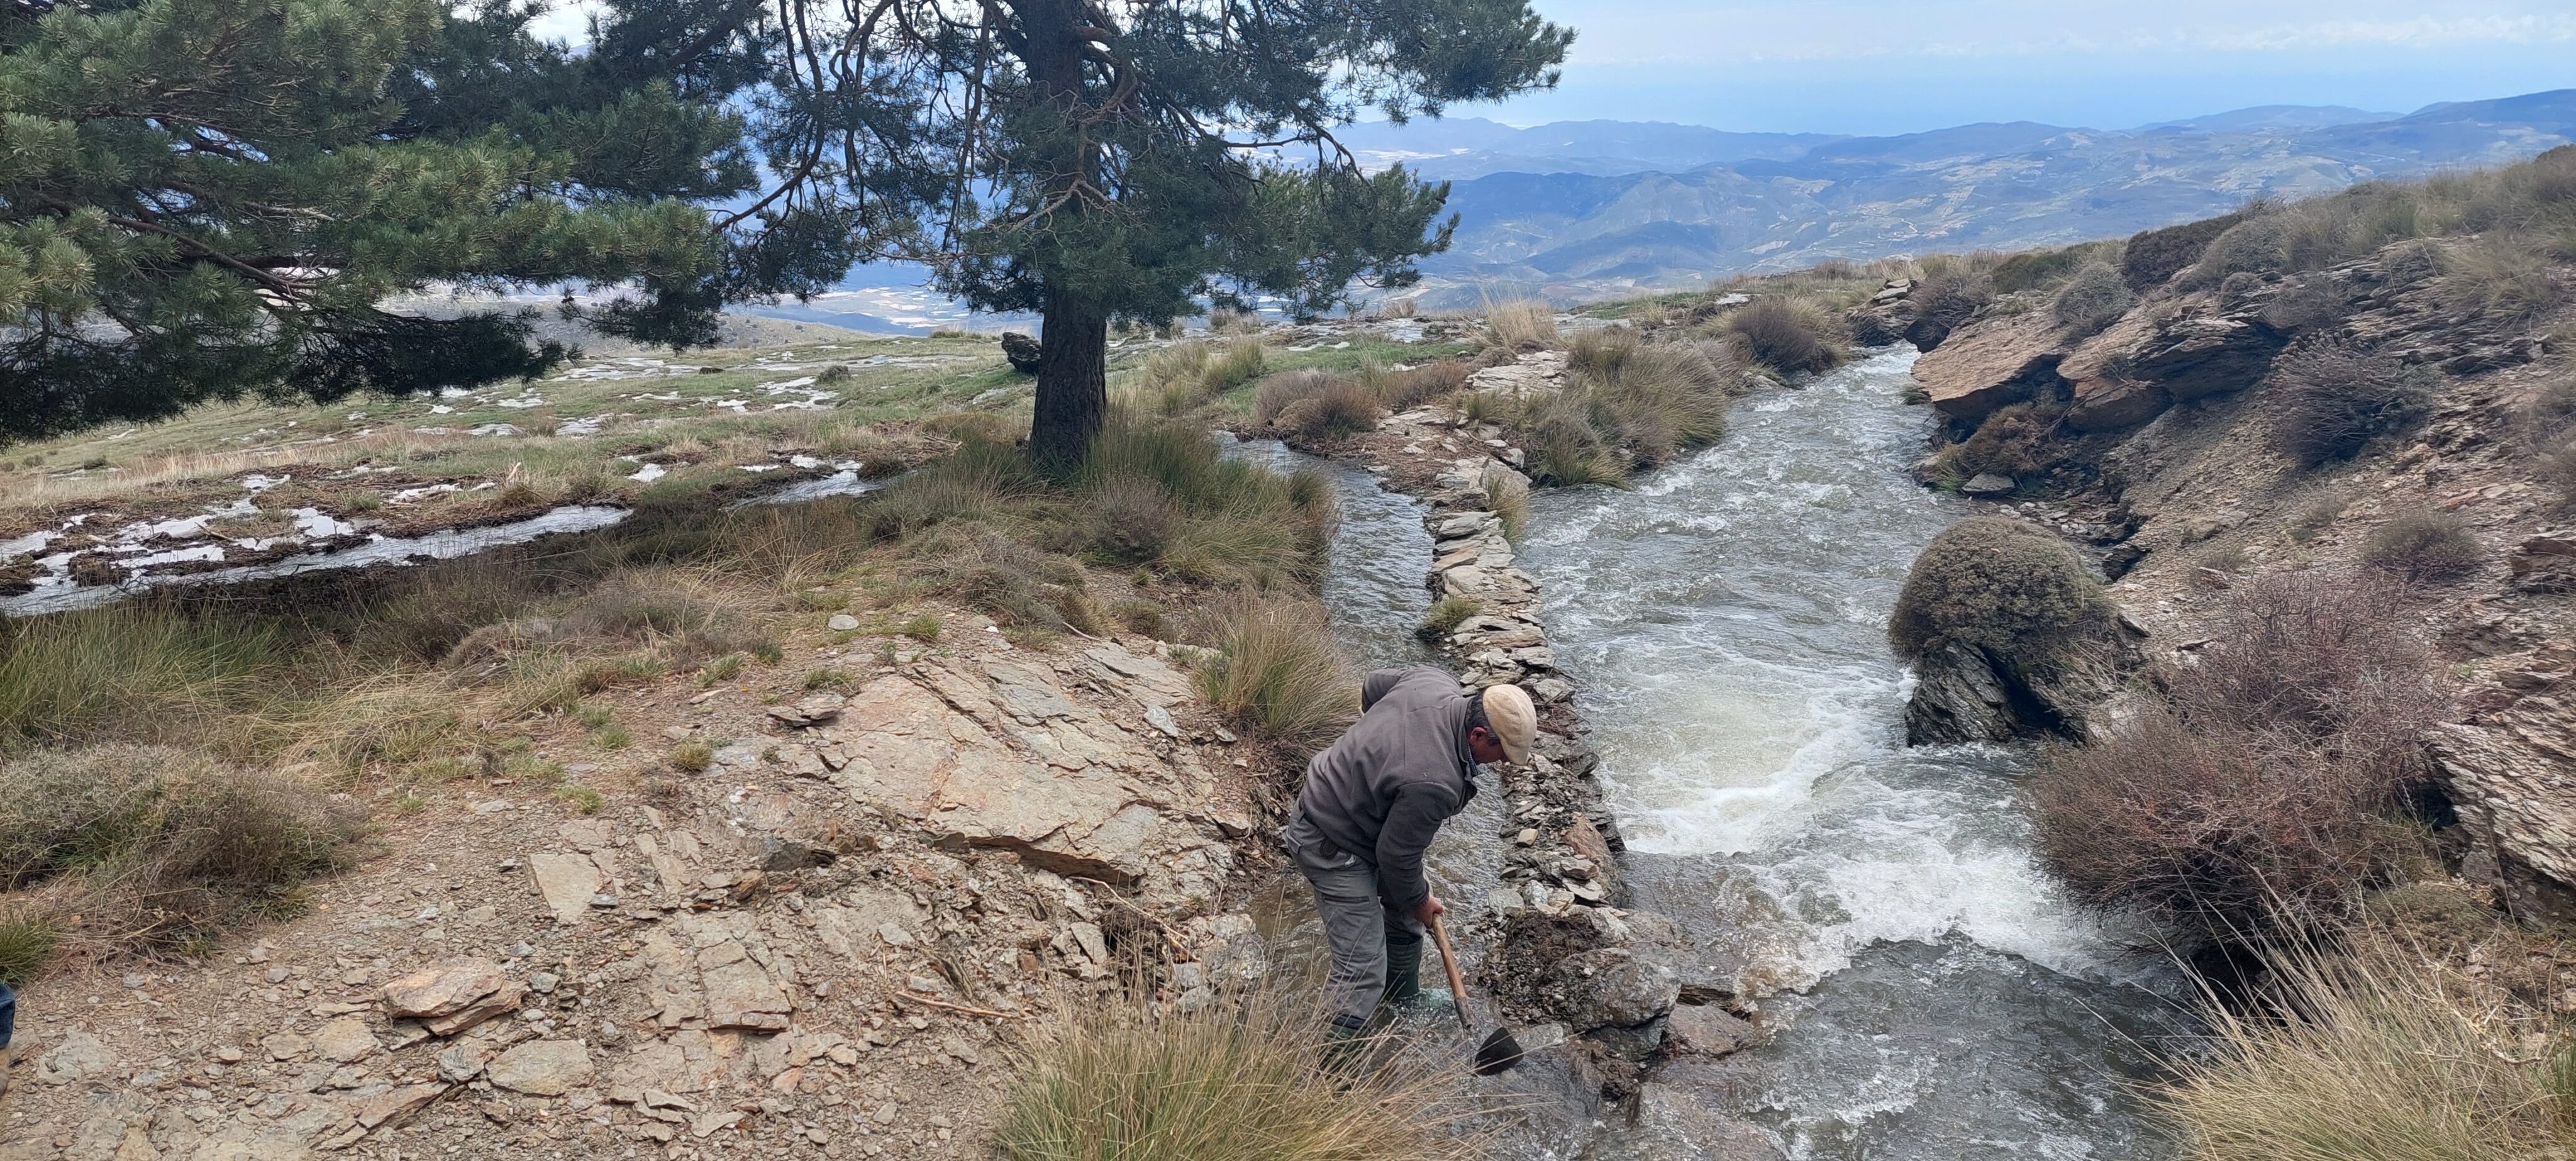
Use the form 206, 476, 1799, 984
1284, 812, 1423, 1029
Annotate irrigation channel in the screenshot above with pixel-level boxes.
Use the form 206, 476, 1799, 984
1248, 346, 2193, 1160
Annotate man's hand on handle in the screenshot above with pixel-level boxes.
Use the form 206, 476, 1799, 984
1414, 895, 1446, 925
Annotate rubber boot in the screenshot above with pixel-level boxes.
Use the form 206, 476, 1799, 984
1380, 938, 1453, 1014
1321, 1014, 1370, 1075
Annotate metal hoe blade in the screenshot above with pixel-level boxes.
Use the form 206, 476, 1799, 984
1429, 913, 1526, 1075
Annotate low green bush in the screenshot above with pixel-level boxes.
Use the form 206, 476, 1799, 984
1888, 516, 2112, 671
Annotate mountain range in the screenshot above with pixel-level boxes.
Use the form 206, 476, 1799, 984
1375, 89, 2576, 308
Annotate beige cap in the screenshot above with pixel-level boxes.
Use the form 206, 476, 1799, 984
1480, 684, 1536, 765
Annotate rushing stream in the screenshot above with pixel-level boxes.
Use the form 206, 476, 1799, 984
1520, 347, 2186, 1159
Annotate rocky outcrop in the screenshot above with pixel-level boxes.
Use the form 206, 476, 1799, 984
1909, 310, 2070, 426
2430, 643, 2576, 921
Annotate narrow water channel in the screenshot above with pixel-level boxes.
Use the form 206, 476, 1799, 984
1519, 348, 2185, 1159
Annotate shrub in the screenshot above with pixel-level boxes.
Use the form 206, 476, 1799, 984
1888, 517, 2112, 670
1727, 297, 1845, 374
1416, 596, 1481, 642
2362, 511, 2480, 583
669, 740, 713, 772
1483, 299, 1560, 351
2185, 215, 2295, 287
2125, 211, 2248, 290
2031, 570, 2445, 933
2156, 935, 2573, 1161
1950, 405, 2057, 479
2050, 261, 2134, 336
0, 745, 362, 967
996, 984, 1479, 1161
1195, 595, 1355, 750
1112, 599, 1168, 640
2263, 341, 2436, 468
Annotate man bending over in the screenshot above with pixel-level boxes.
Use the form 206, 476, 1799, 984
1283, 666, 1535, 1041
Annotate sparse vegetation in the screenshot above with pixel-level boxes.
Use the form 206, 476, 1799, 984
670, 741, 714, 772
1416, 596, 1482, 642
1905, 262, 1996, 347
2264, 340, 2437, 468
1478, 463, 1531, 540
2362, 511, 2481, 583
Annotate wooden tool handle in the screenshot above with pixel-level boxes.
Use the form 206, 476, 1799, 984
1426, 913, 1473, 1031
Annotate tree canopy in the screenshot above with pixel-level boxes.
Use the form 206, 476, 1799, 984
0, 0, 769, 441
728, 0, 1574, 460
0, 0, 1573, 457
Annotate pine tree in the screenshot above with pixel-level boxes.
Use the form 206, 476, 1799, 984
735, 0, 1575, 463
0, 0, 778, 441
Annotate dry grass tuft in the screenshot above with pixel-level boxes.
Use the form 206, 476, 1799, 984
1193, 594, 1355, 750
0, 745, 363, 973
1482, 299, 1562, 352
2157, 932, 2575, 1161
1255, 371, 1380, 442
997, 983, 1484, 1161
1726, 297, 1846, 374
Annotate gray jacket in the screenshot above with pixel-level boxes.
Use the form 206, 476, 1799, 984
1291, 665, 1480, 912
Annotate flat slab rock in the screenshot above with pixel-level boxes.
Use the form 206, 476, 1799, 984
1910, 310, 2067, 424
819, 669, 1164, 884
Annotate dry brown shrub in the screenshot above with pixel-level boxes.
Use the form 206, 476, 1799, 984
2360, 511, 2480, 584
2032, 570, 2446, 934
2264, 340, 2436, 468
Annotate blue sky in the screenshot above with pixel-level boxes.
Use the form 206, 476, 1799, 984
526, 1, 2576, 136
1474, 0, 2576, 133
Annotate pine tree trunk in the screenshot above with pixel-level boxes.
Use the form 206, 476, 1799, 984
1028, 286, 1108, 466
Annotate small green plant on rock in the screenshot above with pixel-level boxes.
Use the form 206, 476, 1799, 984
1888, 516, 2114, 673
1416, 596, 1482, 642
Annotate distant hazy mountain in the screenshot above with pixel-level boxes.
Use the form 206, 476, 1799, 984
1385, 89, 2576, 308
